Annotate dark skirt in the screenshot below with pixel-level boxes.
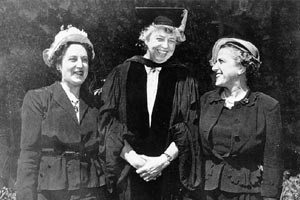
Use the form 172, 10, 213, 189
37, 186, 109, 200
204, 189, 262, 200
125, 170, 163, 200
118, 169, 191, 200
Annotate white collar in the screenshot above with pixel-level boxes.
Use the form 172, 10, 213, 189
221, 89, 249, 109
144, 65, 162, 74
60, 82, 79, 104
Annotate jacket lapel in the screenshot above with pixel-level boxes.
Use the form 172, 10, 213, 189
52, 82, 79, 124
79, 98, 88, 123
204, 101, 224, 141
202, 89, 224, 141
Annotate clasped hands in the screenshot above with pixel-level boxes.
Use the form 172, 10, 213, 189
131, 153, 171, 182
121, 140, 172, 182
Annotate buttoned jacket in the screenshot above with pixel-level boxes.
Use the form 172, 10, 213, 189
199, 88, 283, 198
16, 82, 104, 200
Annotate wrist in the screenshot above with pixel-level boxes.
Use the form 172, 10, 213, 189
125, 150, 138, 165
163, 152, 173, 162
160, 154, 171, 166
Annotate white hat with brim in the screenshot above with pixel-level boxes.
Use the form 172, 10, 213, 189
43, 25, 95, 67
211, 38, 261, 64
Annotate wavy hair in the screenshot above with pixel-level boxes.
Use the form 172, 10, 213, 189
220, 43, 261, 85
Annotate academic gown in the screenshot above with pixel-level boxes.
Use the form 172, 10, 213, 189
99, 56, 202, 200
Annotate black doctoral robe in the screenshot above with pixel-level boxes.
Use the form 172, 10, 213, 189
99, 56, 202, 199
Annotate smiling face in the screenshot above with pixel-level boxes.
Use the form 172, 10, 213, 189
144, 28, 177, 63
212, 47, 245, 88
57, 44, 89, 88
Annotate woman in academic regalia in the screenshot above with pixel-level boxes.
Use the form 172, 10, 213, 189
99, 8, 201, 200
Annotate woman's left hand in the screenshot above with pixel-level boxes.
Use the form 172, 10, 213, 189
136, 154, 170, 182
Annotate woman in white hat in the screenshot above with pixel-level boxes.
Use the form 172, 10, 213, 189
16, 25, 108, 200
199, 38, 283, 200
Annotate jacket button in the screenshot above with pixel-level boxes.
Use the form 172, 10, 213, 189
234, 136, 240, 142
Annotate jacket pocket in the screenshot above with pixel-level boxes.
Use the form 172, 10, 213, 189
226, 165, 262, 187
38, 156, 67, 190
80, 158, 101, 188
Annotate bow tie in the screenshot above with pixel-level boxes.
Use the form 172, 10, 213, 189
145, 66, 162, 74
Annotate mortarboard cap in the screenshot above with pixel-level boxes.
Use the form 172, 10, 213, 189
135, 7, 185, 28
136, 7, 188, 43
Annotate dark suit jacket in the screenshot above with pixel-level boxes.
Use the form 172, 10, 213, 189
199, 88, 283, 198
16, 82, 104, 200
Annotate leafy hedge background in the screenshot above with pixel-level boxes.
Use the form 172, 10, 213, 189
0, 0, 299, 190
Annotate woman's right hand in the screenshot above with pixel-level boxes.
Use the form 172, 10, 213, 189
120, 140, 147, 169
128, 152, 147, 169
136, 154, 170, 181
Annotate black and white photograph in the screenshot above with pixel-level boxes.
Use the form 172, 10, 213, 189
0, 0, 299, 199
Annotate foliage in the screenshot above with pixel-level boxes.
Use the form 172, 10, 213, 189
281, 171, 300, 200
0, 187, 15, 200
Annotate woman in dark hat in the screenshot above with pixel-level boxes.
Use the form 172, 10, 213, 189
199, 38, 283, 200
16, 25, 108, 200
99, 8, 201, 200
